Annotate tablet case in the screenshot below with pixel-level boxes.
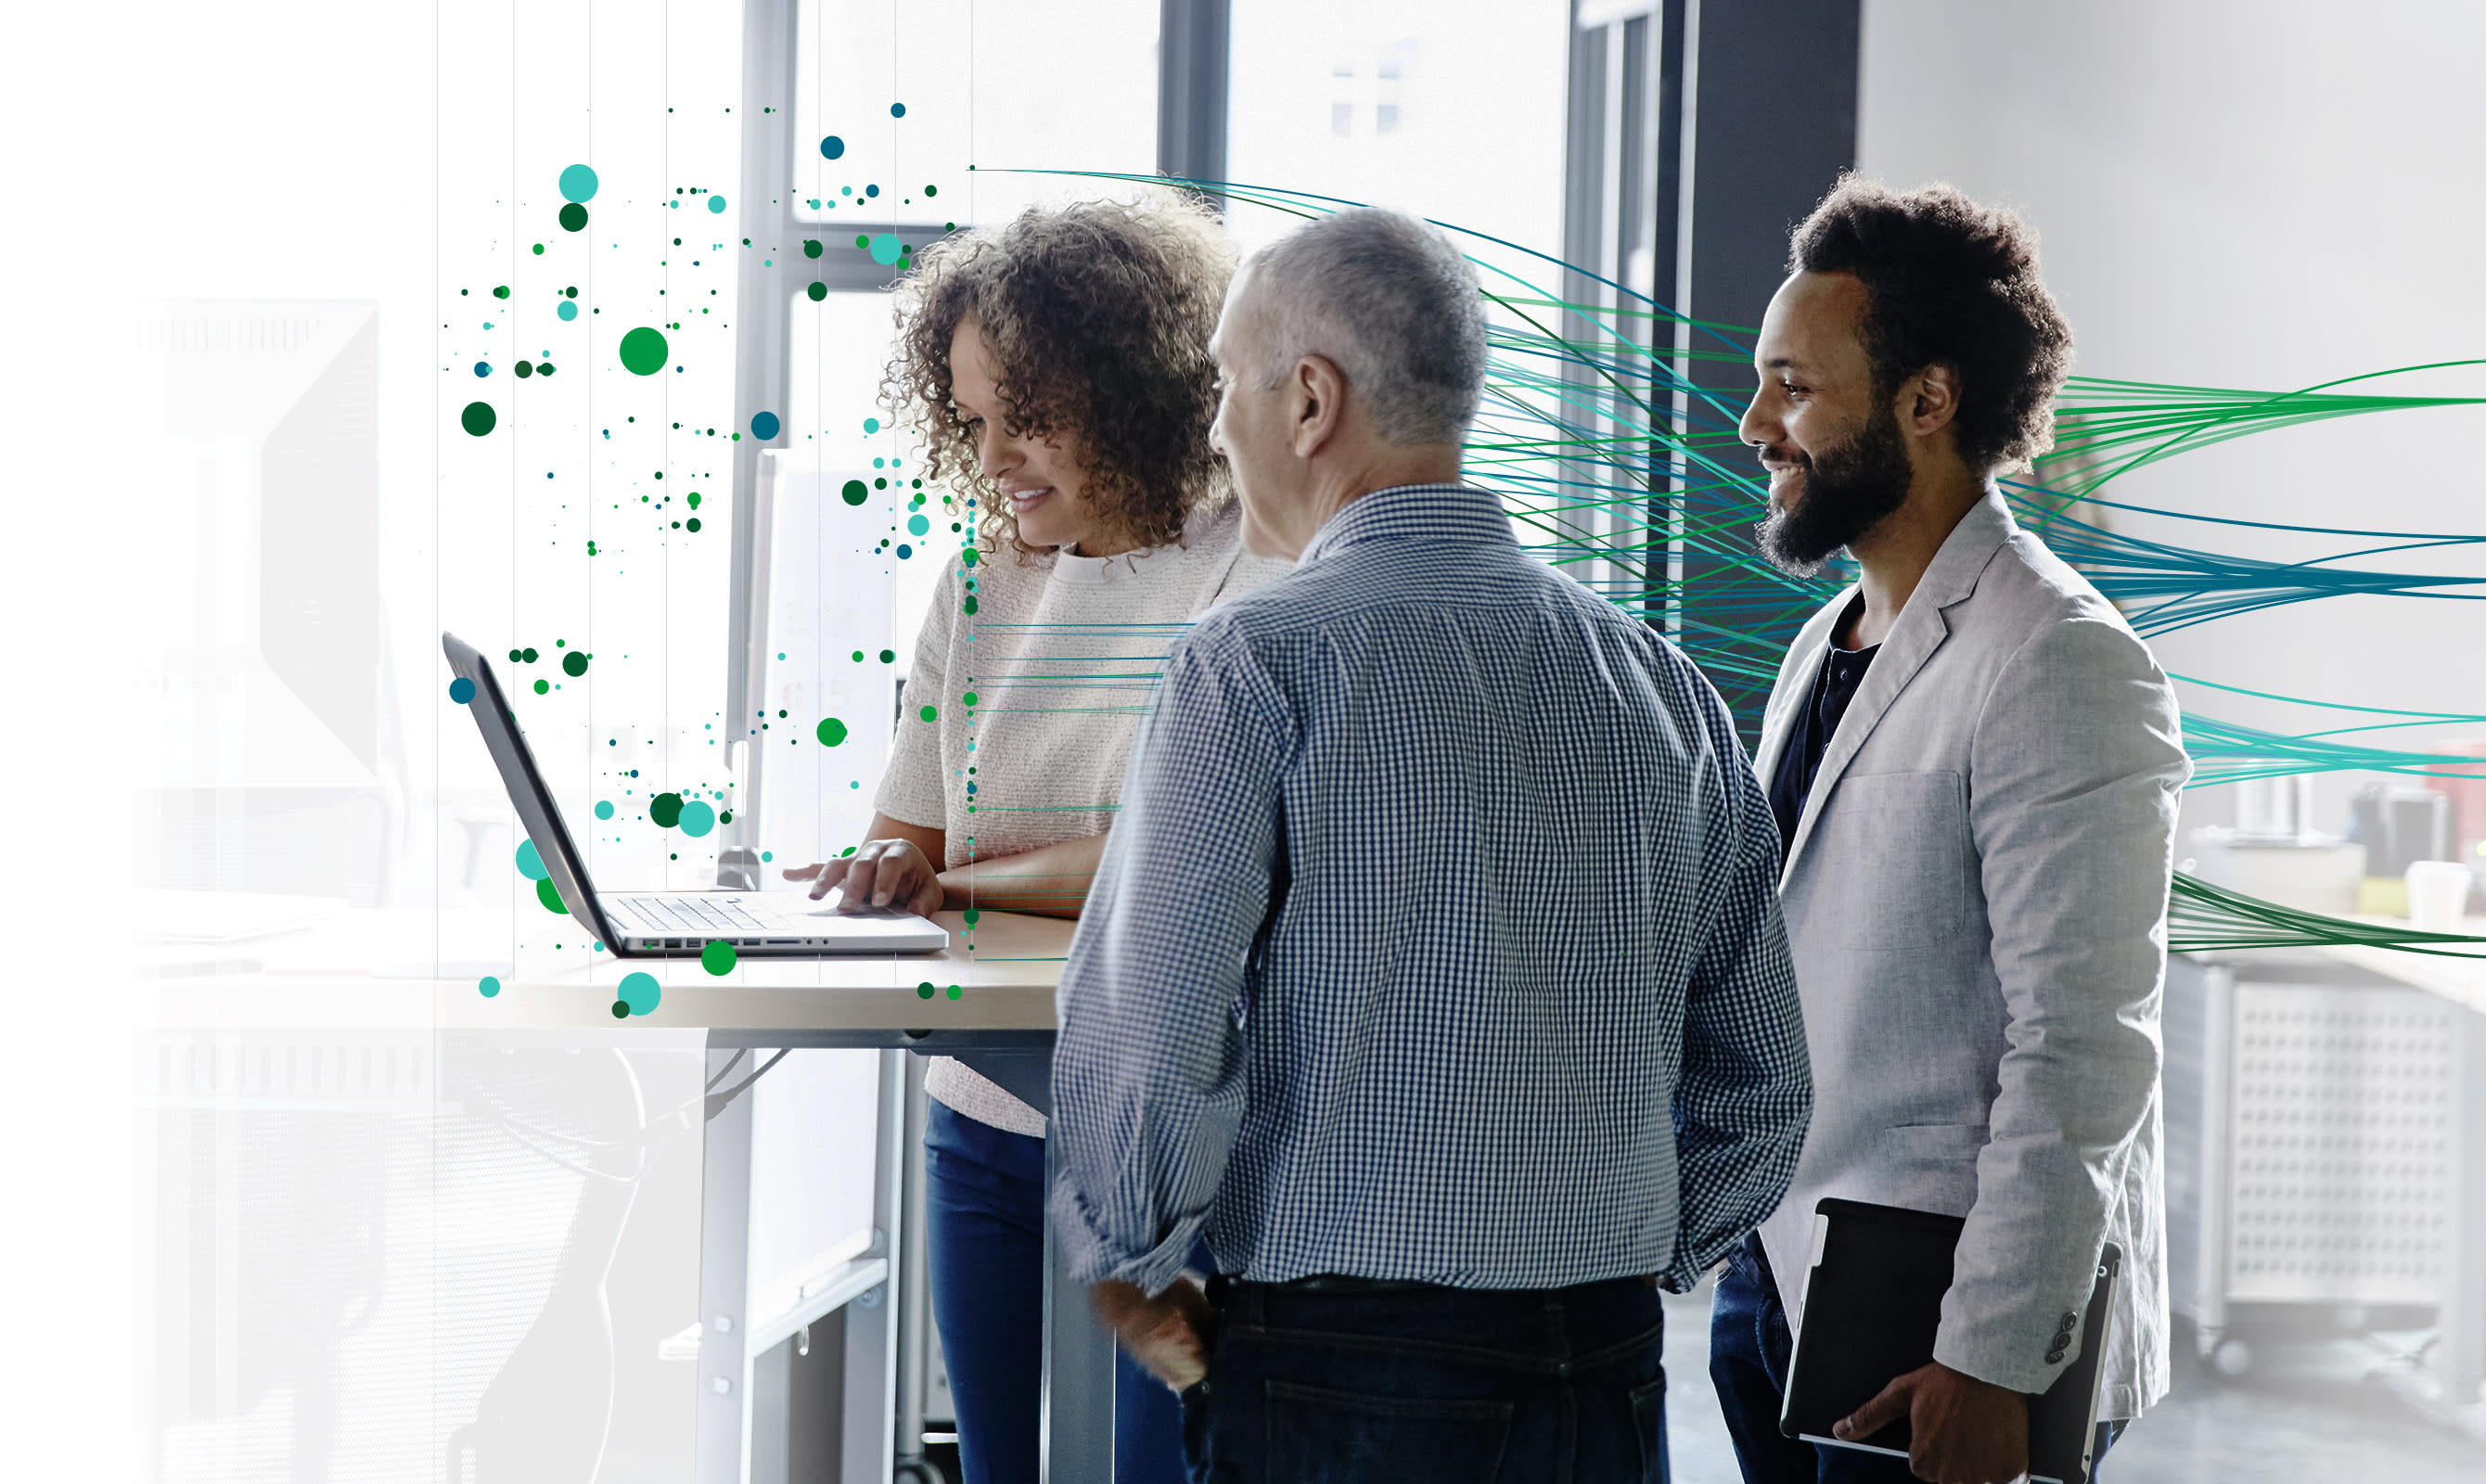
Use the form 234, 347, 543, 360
1778, 1197, 2121, 1484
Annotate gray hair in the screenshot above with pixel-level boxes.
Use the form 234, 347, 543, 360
1237, 208, 1488, 446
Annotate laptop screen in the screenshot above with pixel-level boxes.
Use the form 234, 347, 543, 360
442, 632, 620, 949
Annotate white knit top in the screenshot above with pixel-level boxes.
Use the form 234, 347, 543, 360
877, 501, 1294, 1135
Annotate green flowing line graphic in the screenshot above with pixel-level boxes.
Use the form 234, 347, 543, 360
959, 168, 2485, 953
2168, 872, 2486, 958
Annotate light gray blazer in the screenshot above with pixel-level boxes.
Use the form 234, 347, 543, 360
1753, 492, 2188, 1421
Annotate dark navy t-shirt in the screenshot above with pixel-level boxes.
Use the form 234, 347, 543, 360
1768, 600, 1878, 862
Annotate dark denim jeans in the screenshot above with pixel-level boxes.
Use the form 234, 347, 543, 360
923, 1099, 1192, 1484
1185, 1275, 1671, 1484
1709, 1235, 2121, 1484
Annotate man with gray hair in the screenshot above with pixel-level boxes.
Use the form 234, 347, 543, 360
1048, 207, 1813, 1481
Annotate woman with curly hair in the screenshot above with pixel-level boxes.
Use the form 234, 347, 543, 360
783, 193, 1290, 1484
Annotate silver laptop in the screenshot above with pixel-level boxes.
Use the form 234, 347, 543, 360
443, 632, 947, 956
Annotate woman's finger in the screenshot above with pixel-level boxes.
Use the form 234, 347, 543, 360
808, 857, 852, 901
780, 863, 824, 880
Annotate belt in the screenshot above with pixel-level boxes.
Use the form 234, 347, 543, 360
1270, 1274, 1442, 1294
1251, 1273, 1661, 1295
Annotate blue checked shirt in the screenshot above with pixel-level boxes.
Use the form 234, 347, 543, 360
1048, 483, 1811, 1295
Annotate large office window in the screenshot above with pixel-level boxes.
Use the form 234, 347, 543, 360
1225, 0, 1581, 612
724, 0, 1161, 883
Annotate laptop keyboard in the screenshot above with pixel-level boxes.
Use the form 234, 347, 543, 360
614, 895, 774, 934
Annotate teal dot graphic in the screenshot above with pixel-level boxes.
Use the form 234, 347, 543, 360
559, 163, 598, 202
907, 514, 929, 536
868, 234, 904, 266
448, 676, 476, 704
864, 416, 880, 433
479, 975, 501, 998
708, 194, 728, 213
820, 135, 845, 160
557, 300, 578, 322
515, 839, 549, 880
751, 410, 781, 441
595, 800, 615, 820
700, 940, 737, 975
619, 971, 661, 1016
679, 800, 717, 838
890, 102, 906, 117
619, 326, 670, 376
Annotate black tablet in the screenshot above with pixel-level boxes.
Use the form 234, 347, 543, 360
1779, 1197, 2121, 1484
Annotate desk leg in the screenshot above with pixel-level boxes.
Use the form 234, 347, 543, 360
1039, 1132, 1116, 1483
695, 1042, 757, 1484
2440, 1009, 2486, 1410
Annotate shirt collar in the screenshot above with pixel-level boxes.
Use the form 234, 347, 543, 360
1299, 483, 1514, 565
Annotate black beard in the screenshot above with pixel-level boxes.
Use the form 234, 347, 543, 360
1754, 401, 1913, 577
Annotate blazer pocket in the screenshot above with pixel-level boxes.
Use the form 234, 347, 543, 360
1813, 771, 1968, 949
1878, 1120, 1990, 1216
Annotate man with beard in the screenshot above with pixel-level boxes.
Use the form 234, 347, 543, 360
1711, 177, 2190, 1484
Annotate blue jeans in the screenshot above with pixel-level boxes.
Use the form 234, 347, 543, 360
1709, 1235, 2121, 1483
924, 1098, 1192, 1484
1185, 1275, 1671, 1484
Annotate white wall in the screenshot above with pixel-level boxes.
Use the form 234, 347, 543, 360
1856, 0, 2486, 847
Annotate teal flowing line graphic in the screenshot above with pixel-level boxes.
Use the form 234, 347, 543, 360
963, 168, 2484, 953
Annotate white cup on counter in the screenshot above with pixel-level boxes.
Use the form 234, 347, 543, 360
2404, 860, 2475, 932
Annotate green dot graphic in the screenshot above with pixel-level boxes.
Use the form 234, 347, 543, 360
649, 792, 685, 828
461, 402, 496, 436
562, 651, 589, 677
558, 201, 588, 232
841, 480, 868, 505
700, 940, 737, 976
619, 326, 670, 375
816, 717, 849, 747
919, 705, 938, 723
916, 980, 935, 1000
537, 877, 567, 915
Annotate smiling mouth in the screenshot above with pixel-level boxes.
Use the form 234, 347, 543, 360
1004, 486, 1053, 510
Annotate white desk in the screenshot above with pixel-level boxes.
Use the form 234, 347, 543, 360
2180, 923, 2486, 1442
147, 905, 1112, 1484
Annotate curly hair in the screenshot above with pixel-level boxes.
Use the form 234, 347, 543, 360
1788, 175, 2073, 473
883, 193, 1236, 556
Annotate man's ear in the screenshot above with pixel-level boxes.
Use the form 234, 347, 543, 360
1899, 364, 1962, 439
1292, 354, 1347, 460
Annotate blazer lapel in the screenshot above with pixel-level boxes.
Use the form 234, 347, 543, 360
1777, 492, 2018, 885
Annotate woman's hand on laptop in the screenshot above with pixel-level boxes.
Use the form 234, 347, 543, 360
782, 837, 945, 916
